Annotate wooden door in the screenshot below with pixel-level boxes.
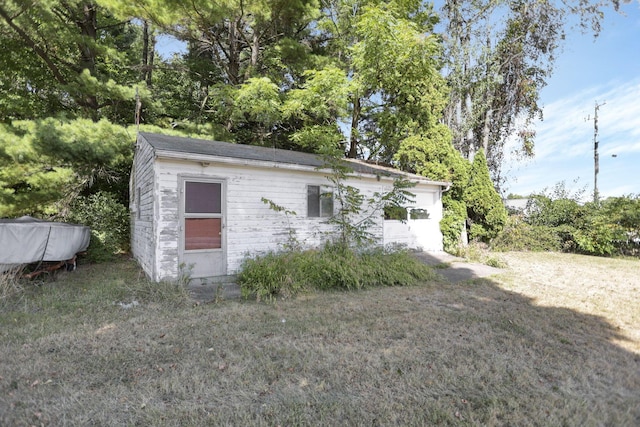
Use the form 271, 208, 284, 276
179, 178, 226, 278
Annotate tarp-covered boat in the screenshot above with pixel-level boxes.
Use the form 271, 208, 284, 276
0, 216, 90, 272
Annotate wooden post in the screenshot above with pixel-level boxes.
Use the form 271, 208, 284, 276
593, 101, 605, 204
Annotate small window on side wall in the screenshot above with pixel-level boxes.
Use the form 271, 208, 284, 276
384, 205, 408, 221
308, 185, 333, 217
410, 208, 430, 220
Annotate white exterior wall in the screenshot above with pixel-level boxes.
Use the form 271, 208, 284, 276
130, 138, 157, 279
155, 169, 180, 281
383, 188, 444, 251
131, 141, 447, 282
151, 158, 388, 281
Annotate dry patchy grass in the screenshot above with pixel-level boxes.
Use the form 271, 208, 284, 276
0, 254, 638, 426
495, 252, 640, 353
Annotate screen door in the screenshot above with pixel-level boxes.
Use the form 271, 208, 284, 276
180, 178, 225, 277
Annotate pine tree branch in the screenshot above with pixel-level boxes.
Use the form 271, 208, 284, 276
0, 5, 69, 85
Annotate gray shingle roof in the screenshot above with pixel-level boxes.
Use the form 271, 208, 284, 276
138, 132, 449, 186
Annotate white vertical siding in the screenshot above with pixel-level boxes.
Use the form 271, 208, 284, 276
153, 165, 181, 281
130, 137, 156, 279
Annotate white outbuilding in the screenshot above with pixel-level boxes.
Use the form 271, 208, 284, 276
130, 132, 450, 282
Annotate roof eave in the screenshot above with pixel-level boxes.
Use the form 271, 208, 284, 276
152, 149, 451, 188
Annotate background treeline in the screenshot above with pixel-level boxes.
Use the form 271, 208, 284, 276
0, 0, 631, 260
494, 185, 640, 257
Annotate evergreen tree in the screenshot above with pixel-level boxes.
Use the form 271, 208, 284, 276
464, 149, 507, 241
0, 0, 146, 122
0, 119, 133, 217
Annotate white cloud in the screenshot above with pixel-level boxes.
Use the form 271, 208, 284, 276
504, 77, 640, 197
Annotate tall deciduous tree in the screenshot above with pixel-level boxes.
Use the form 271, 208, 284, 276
105, 0, 322, 143
440, 0, 624, 187
318, 0, 446, 160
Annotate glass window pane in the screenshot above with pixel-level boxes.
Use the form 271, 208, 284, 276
185, 182, 221, 213
410, 208, 430, 220
185, 218, 221, 250
308, 185, 320, 217
384, 205, 408, 220
320, 191, 333, 217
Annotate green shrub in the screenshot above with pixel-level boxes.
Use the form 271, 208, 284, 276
495, 185, 640, 258
66, 191, 130, 262
527, 195, 584, 228
598, 195, 640, 256
492, 216, 562, 252
238, 244, 437, 301
464, 150, 507, 241
573, 211, 625, 256
440, 198, 467, 253
238, 251, 309, 301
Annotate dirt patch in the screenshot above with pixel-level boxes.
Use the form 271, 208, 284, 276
413, 251, 504, 283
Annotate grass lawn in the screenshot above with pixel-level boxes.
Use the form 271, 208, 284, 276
1, 253, 638, 426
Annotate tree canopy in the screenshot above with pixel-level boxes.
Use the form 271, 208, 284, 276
440, 0, 624, 186
0, 0, 629, 254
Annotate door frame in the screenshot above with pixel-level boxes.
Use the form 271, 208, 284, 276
178, 174, 227, 277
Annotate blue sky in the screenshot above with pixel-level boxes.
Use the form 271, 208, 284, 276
503, 1, 640, 199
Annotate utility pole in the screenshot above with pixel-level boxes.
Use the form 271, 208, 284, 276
592, 101, 605, 204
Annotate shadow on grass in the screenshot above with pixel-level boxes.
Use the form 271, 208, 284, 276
413, 251, 503, 283
0, 257, 638, 426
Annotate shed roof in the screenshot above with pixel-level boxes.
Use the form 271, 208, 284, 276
138, 132, 450, 187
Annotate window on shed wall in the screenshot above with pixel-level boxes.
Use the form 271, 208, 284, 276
409, 208, 430, 219
308, 185, 333, 217
384, 205, 407, 221
384, 206, 430, 220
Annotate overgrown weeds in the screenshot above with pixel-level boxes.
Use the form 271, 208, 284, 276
0, 266, 24, 303
238, 243, 437, 301
497, 186, 640, 257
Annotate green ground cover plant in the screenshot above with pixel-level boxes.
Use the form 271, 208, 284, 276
1, 253, 638, 426
238, 243, 438, 301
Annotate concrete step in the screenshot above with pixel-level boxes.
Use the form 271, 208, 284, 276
187, 276, 241, 302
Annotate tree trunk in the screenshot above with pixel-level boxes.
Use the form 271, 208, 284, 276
481, 107, 492, 155
348, 96, 361, 158
142, 19, 149, 83
76, 3, 97, 74
147, 33, 155, 87
73, 3, 100, 119
464, 91, 474, 160
227, 18, 240, 84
